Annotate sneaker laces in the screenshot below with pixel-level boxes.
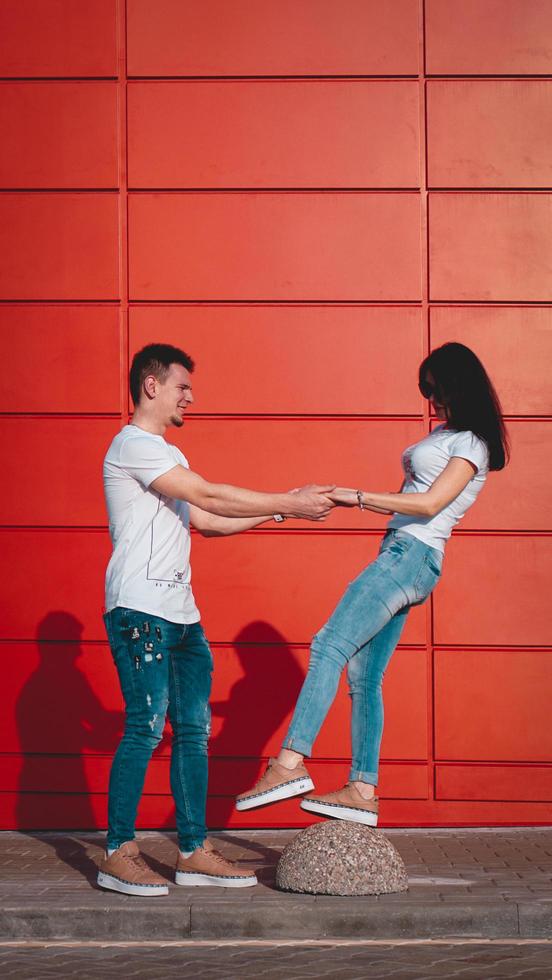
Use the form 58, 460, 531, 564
202, 846, 235, 866
251, 768, 273, 792
249, 759, 288, 792
123, 850, 151, 873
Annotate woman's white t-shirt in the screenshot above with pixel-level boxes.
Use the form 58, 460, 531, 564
387, 425, 489, 553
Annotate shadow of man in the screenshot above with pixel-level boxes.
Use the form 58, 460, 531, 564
208, 620, 305, 851
16, 611, 122, 884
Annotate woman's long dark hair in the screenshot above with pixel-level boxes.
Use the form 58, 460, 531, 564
419, 342, 509, 471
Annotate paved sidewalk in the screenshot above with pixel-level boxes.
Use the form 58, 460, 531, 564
0, 829, 551, 941
2, 941, 552, 979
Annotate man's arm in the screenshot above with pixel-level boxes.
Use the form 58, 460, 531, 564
150, 466, 335, 521
189, 506, 273, 537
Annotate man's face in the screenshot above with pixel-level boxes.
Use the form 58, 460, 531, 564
152, 363, 194, 427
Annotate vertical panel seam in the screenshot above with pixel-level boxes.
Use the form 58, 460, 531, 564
419, 0, 435, 807
117, 0, 129, 421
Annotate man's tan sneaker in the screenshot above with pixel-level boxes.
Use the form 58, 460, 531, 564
301, 784, 379, 826
235, 758, 314, 811
97, 840, 169, 896
175, 838, 257, 887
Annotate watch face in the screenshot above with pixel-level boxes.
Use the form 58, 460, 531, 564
273, 513, 285, 522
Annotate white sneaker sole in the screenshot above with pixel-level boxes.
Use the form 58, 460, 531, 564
97, 871, 169, 896
300, 799, 378, 826
235, 777, 314, 811
175, 871, 258, 888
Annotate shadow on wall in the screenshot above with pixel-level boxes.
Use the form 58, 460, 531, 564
164, 620, 305, 831
16, 614, 303, 840
16, 611, 122, 833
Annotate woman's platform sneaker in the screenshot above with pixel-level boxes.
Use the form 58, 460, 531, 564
235, 758, 314, 811
301, 784, 379, 826
97, 840, 169, 896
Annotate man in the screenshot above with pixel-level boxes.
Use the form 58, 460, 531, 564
97, 343, 334, 896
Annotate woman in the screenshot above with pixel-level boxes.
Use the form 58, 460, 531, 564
235, 342, 509, 825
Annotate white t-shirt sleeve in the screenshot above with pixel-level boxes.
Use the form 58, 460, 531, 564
450, 430, 488, 474
119, 435, 180, 488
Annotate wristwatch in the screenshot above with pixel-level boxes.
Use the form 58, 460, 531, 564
273, 513, 287, 522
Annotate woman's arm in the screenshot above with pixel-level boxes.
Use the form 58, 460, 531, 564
331, 457, 477, 518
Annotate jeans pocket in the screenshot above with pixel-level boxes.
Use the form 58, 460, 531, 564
425, 553, 442, 577
413, 553, 441, 603
379, 532, 413, 565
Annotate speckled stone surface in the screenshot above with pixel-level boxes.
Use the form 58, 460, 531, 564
275, 820, 409, 896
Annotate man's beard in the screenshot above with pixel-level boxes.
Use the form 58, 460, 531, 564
170, 413, 184, 427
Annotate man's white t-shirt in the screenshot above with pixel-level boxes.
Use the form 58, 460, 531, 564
387, 425, 489, 553
103, 425, 200, 624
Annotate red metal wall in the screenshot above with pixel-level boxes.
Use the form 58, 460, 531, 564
1, 0, 551, 829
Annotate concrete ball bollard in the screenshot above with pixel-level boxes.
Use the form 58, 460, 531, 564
275, 820, 409, 896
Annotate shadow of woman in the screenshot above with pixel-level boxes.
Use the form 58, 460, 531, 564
16, 611, 122, 885
207, 620, 305, 836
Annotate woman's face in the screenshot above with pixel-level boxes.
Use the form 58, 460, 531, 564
423, 371, 448, 421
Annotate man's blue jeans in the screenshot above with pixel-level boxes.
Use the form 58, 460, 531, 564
283, 530, 442, 785
104, 607, 213, 852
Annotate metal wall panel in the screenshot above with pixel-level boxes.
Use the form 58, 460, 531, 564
426, 0, 552, 75
430, 306, 552, 417
0, 419, 120, 526
435, 650, 552, 761
456, 421, 551, 531
127, 0, 420, 77
209, 646, 428, 762
427, 81, 552, 188
436, 766, 552, 802
0, 417, 422, 529
179, 418, 424, 531
208, 760, 429, 802
192, 533, 428, 647
429, 193, 552, 301
0, 193, 119, 299
0, 0, 117, 77
0, 306, 121, 414
1, 530, 111, 642
434, 537, 551, 647
0, 530, 427, 646
129, 305, 425, 416
0, 82, 119, 188
127, 80, 420, 188
2, 643, 426, 763
129, 192, 422, 301
2, 642, 121, 756
0, 756, 429, 800
0, 760, 430, 832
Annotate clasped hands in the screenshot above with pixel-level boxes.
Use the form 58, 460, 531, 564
286, 484, 360, 521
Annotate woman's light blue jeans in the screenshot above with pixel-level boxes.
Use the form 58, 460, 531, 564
104, 608, 213, 853
283, 529, 442, 785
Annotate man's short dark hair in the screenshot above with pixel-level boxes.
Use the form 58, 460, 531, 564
130, 343, 195, 405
